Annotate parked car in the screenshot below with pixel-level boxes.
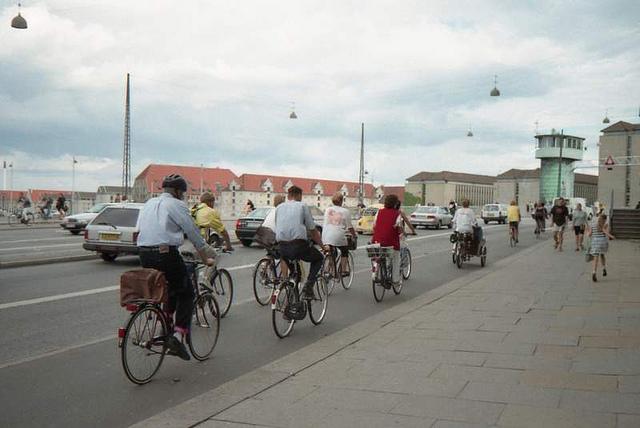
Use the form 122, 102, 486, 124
60, 202, 115, 234
481, 204, 508, 224
409, 206, 453, 229
356, 204, 383, 234
83, 203, 144, 262
235, 206, 272, 247
235, 205, 324, 247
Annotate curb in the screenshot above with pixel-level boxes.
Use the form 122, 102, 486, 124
0, 223, 61, 230
0, 254, 99, 269
130, 239, 549, 428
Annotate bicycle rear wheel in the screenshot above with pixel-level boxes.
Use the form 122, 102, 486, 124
340, 253, 355, 290
121, 305, 167, 385
210, 268, 233, 317
321, 255, 337, 296
372, 261, 385, 302
400, 247, 412, 280
253, 257, 276, 306
308, 276, 328, 325
188, 293, 221, 361
272, 282, 295, 338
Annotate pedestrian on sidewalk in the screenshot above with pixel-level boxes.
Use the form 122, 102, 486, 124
549, 197, 569, 251
587, 213, 615, 282
572, 203, 588, 251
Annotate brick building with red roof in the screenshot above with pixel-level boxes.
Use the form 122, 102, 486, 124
132, 164, 238, 204
131, 163, 379, 217
220, 173, 377, 215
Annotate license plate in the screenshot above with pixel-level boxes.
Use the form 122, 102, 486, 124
488, 213, 495, 217
248, 221, 261, 227
100, 232, 120, 241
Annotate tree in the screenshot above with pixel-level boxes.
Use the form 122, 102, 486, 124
403, 191, 421, 206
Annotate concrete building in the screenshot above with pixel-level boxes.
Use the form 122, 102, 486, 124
405, 171, 495, 207
495, 169, 540, 211
535, 131, 585, 203
597, 121, 640, 209
574, 173, 599, 205
496, 168, 598, 209
96, 186, 133, 203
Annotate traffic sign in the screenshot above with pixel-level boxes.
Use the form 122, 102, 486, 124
604, 155, 615, 170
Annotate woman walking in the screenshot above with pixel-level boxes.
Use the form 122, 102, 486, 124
587, 213, 615, 282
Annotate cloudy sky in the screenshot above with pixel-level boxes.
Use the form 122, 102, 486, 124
1, 0, 639, 191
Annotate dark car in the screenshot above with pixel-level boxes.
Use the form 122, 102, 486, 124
235, 207, 272, 247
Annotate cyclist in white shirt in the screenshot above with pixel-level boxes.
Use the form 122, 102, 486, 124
322, 193, 356, 275
452, 199, 477, 233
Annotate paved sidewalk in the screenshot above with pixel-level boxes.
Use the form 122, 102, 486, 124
133, 238, 640, 428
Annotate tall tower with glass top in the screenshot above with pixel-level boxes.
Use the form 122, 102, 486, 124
535, 131, 585, 204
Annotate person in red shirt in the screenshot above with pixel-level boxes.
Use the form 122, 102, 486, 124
372, 194, 403, 285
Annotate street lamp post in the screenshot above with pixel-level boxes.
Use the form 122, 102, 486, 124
556, 129, 564, 198
72, 157, 78, 215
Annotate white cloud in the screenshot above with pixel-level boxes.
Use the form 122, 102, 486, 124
1, 0, 638, 190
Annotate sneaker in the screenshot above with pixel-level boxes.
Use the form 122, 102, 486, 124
165, 335, 190, 361
592, 273, 597, 282
341, 271, 351, 278
603, 268, 607, 277
302, 285, 317, 300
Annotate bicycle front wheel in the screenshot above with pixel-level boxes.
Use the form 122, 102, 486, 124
188, 293, 221, 361
400, 247, 412, 280
253, 257, 276, 306
121, 305, 167, 385
340, 253, 355, 290
210, 269, 233, 317
272, 282, 295, 338
308, 276, 328, 325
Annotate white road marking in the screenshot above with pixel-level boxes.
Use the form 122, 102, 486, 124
0, 334, 115, 370
0, 243, 80, 253
0, 285, 118, 310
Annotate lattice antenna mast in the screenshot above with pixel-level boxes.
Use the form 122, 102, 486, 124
358, 123, 365, 204
122, 73, 131, 199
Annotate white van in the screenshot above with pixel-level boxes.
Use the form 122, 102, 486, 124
481, 204, 509, 224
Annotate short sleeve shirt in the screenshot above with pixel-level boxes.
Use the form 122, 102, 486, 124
275, 200, 316, 242
572, 210, 587, 227
550, 205, 569, 226
322, 205, 352, 246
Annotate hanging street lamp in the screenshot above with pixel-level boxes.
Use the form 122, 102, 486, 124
289, 101, 297, 119
11, 3, 28, 29
490, 74, 500, 97
467, 127, 474, 137
602, 109, 610, 124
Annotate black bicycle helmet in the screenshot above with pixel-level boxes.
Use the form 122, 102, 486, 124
162, 174, 187, 191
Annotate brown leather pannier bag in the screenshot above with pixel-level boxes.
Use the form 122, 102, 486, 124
120, 268, 168, 306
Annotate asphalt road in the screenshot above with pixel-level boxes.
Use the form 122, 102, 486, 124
0, 219, 550, 428
0, 220, 240, 266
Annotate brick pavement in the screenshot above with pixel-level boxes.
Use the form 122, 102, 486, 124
133, 238, 640, 428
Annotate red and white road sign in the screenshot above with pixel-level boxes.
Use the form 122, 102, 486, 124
604, 155, 615, 166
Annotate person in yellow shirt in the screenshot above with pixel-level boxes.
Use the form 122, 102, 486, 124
507, 200, 521, 243
192, 193, 233, 251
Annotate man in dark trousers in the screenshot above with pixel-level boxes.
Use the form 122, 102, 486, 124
549, 197, 570, 252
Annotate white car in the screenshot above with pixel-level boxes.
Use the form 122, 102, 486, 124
481, 204, 508, 224
83, 203, 144, 262
410, 206, 453, 229
60, 203, 116, 235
